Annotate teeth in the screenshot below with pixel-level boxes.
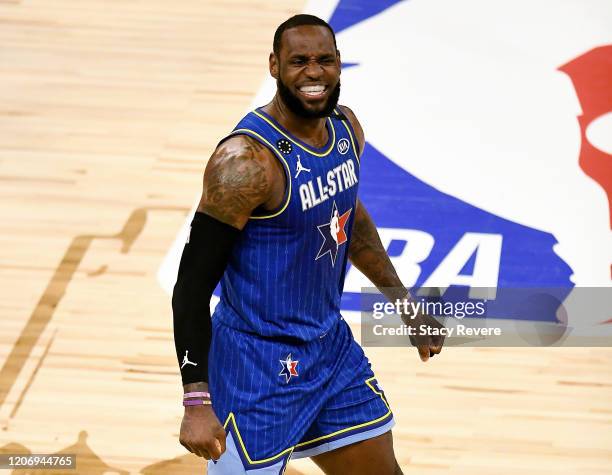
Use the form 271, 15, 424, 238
299, 85, 325, 94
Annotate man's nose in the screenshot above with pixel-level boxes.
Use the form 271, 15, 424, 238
304, 60, 323, 78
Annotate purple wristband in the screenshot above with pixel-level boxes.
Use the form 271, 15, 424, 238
183, 391, 210, 399
183, 399, 212, 406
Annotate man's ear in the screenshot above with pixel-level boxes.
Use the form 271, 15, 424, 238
269, 52, 279, 79
336, 49, 341, 73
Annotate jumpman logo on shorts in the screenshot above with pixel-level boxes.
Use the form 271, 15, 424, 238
180, 350, 197, 369
294, 154, 311, 178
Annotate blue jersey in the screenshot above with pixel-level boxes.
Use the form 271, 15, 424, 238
213, 106, 361, 341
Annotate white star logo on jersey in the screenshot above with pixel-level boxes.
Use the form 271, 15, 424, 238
315, 201, 352, 266
278, 354, 299, 383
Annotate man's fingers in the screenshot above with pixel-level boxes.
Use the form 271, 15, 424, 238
430, 341, 443, 355
182, 442, 209, 460
417, 344, 429, 362
189, 443, 210, 459
216, 427, 227, 454
180, 440, 194, 454
412, 333, 430, 362
432, 333, 445, 354
179, 439, 215, 460
206, 440, 222, 460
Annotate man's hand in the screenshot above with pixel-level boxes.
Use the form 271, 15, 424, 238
179, 405, 226, 460
403, 311, 445, 362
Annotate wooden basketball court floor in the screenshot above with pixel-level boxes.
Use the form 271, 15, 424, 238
0, 0, 611, 473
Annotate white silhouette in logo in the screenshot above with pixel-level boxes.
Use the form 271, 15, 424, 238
180, 350, 197, 369
294, 154, 311, 178
330, 210, 340, 244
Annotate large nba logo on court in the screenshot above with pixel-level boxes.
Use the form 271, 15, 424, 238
324, 0, 611, 323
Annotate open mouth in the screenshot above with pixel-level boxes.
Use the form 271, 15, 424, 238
297, 84, 328, 99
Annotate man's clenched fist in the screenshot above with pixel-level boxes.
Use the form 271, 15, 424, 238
179, 405, 226, 460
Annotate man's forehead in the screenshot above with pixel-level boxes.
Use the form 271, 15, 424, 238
279, 25, 336, 56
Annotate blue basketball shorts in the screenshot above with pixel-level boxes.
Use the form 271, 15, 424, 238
206, 316, 394, 474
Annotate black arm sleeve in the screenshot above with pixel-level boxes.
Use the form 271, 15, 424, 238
172, 211, 240, 385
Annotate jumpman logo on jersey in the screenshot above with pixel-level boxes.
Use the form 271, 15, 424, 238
315, 201, 352, 266
278, 353, 299, 383
180, 350, 197, 369
294, 154, 311, 178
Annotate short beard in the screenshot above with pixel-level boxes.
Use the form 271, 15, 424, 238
277, 76, 341, 119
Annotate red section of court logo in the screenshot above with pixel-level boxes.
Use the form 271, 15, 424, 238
559, 45, 612, 281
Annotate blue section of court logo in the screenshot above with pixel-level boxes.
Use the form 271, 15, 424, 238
328, 1, 574, 321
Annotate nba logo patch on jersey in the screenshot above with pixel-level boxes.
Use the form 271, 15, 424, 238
279, 354, 299, 383
315, 201, 352, 266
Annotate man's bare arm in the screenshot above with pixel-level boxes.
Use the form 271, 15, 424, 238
339, 106, 405, 298
341, 105, 444, 360
348, 199, 408, 302
339, 106, 406, 299
177, 134, 281, 460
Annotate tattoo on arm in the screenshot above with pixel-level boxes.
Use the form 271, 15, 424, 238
198, 136, 272, 229
349, 199, 408, 301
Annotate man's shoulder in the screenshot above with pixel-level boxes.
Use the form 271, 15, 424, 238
212, 134, 277, 173
337, 104, 361, 131
337, 104, 356, 118
337, 104, 365, 153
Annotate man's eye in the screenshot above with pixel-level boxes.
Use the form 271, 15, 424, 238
292, 59, 305, 65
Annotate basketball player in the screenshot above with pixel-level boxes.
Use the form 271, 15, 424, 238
173, 15, 444, 475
